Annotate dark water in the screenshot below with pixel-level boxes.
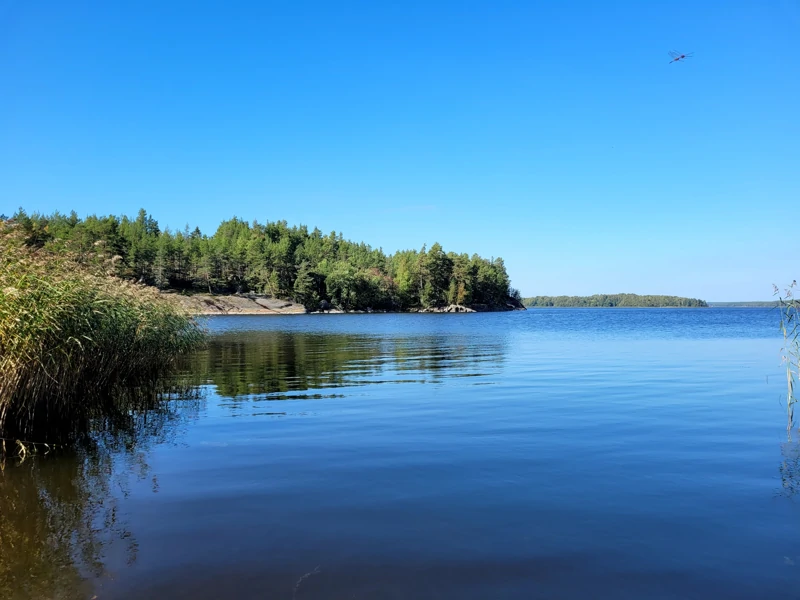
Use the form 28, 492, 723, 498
3, 309, 800, 599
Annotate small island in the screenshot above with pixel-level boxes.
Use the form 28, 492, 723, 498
522, 294, 708, 308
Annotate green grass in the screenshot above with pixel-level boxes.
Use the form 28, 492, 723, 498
0, 224, 205, 447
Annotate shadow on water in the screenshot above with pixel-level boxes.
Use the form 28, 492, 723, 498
180, 330, 507, 400
0, 399, 201, 600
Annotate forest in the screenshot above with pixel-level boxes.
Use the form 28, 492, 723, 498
5, 209, 520, 312
522, 294, 708, 308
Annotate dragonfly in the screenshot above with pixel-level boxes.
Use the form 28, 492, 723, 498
668, 50, 693, 64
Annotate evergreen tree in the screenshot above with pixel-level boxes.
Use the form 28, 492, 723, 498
293, 262, 320, 310
8, 208, 523, 311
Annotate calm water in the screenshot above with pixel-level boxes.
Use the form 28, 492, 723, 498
3, 309, 800, 599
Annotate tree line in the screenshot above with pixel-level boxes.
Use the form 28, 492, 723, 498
522, 294, 708, 308
7, 209, 520, 312
707, 301, 776, 308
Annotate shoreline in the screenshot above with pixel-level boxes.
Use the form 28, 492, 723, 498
523, 305, 771, 309
169, 292, 525, 316
169, 292, 307, 315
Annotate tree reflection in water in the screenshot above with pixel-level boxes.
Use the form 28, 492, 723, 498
0, 398, 201, 600
180, 330, 506, 400
1, 329, 507, 598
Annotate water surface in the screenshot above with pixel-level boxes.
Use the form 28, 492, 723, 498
2, 309, 799, 599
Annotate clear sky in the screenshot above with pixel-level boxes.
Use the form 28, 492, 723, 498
1, 1, 798, 300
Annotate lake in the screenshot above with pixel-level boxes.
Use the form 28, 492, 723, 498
2, 308, 799, 599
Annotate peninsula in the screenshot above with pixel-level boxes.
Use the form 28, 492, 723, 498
9, 209, 523, 313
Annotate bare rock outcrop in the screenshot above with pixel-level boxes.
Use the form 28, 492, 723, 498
170, 293, 306, 315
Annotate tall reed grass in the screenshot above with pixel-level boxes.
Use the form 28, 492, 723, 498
0, 223, 204, 446
776, 281, 799, 439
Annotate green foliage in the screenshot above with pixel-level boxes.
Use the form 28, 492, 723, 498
0, 224, 204, 444
522, 294, 708, 308
293, 262, 320, 311
11, 208, 517, 312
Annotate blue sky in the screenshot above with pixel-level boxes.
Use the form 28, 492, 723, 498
1, 1, 798, 300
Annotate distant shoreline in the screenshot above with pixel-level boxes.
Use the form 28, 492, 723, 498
176, 293, 776, 315
173, 293, 776, 315
521, 293, 707, 308
515, 304, 774, 309
523, 305, 771, 309
707, 302, 778, 308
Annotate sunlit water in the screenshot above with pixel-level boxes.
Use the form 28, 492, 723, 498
3, 309, 800, 599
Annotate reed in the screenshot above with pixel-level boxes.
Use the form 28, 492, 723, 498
776, 281, 799, 439
0, 223, 204, 446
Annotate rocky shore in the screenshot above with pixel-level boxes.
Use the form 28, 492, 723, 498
169, 293, 307, 315
170, 293, 526, 315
